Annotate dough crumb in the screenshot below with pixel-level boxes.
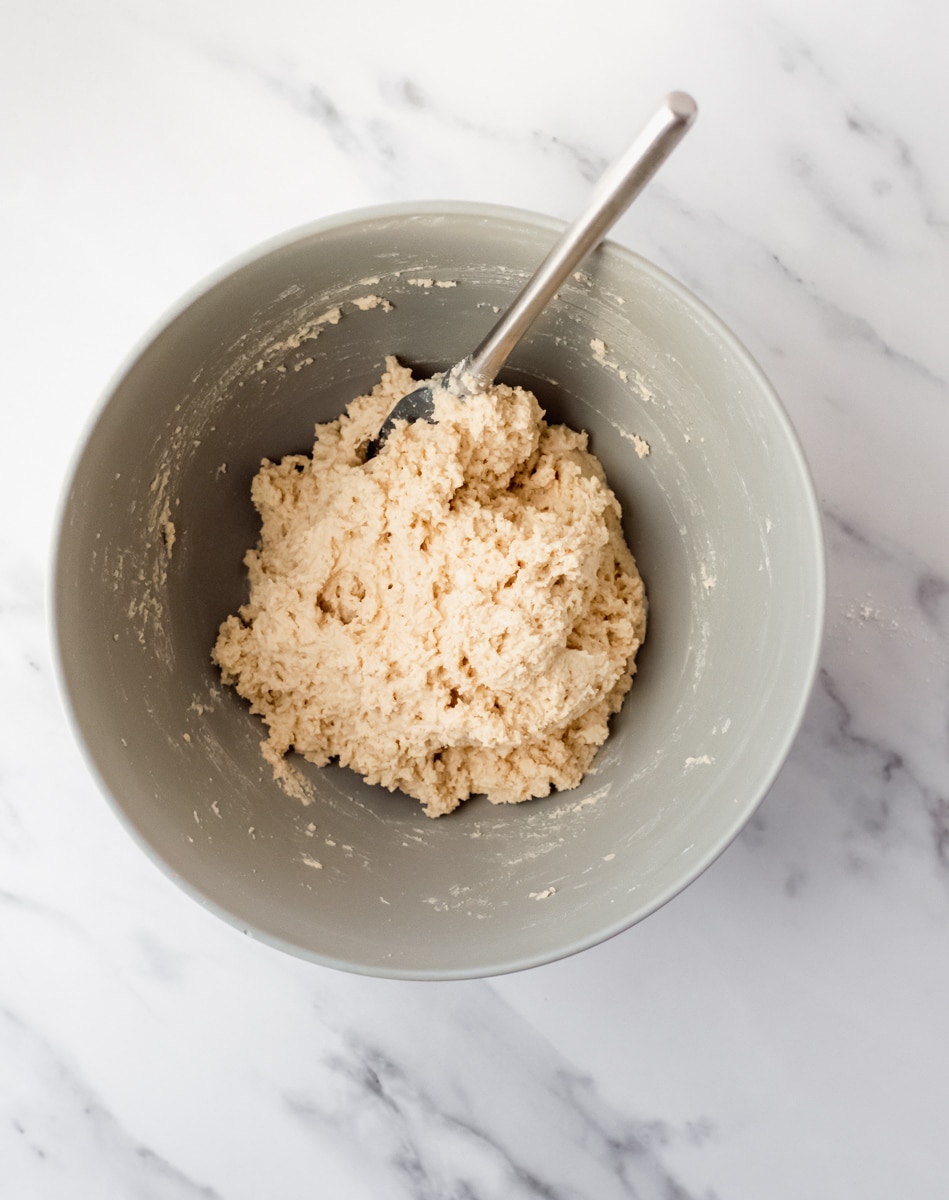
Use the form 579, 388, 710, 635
352, 294, 393, 312
404, 277, 456, 289
265, 747, 316, 804
529, 887, 557, 900
590, 337, 621, 373
214, 357, 647, 818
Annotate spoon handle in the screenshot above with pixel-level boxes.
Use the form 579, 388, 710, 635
462, 92, 697, 387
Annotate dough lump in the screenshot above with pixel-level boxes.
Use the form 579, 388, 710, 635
214, 358, 646, 817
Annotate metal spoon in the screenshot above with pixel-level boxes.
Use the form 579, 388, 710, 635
364, 91, 697, 459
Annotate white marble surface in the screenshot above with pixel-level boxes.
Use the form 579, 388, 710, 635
3, 0, 948, 1195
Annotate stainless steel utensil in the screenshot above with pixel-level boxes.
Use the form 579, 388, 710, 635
365, 91, 697, 459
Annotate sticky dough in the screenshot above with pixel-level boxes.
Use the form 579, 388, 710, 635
214, 357, 647, 817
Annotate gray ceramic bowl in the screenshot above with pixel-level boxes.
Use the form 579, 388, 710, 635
54, 203, 824, 979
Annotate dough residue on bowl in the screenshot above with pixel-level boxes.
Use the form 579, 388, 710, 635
213, 357, 646, 817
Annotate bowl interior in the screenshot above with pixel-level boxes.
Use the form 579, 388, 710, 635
55, 205, 823, 978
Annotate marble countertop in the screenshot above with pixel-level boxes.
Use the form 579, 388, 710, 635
3, 1, 948, 1195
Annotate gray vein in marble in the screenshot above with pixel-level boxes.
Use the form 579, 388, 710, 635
0, 1005, 221, 1198
279, 981, 711, 1200
308, 1042, 574, 1199
379, 75, 500, 141
264, 72, 399, 170
843, 111, 949, 232
135, 928, 190, 984
787, 151, 885, 251
382, 72, 615, 197
532, 133, 608, 185
737, 688, 946, 907
806, 667, 947, 874
644, 184, 946, 392
775, 30, 831, 82
917, 574, 949, 631
382, 73, 613, 189
285, 1030, 699, 1200
0, 784, 28, 852
736, 486, 948, 895
764, 246, 945, 389
209, 52, 620, 212
823, 504, 949, 605
275, 77, 361, 153
0, 885, 89, 935
775, 25, 949, 233
191, 49, 405, 198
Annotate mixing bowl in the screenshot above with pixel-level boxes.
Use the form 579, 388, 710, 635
53, 202, 824, 979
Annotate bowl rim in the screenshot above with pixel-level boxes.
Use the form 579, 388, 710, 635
50, 200, 826, 981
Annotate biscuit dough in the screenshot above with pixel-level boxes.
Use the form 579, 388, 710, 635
214, 358, 646, 817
